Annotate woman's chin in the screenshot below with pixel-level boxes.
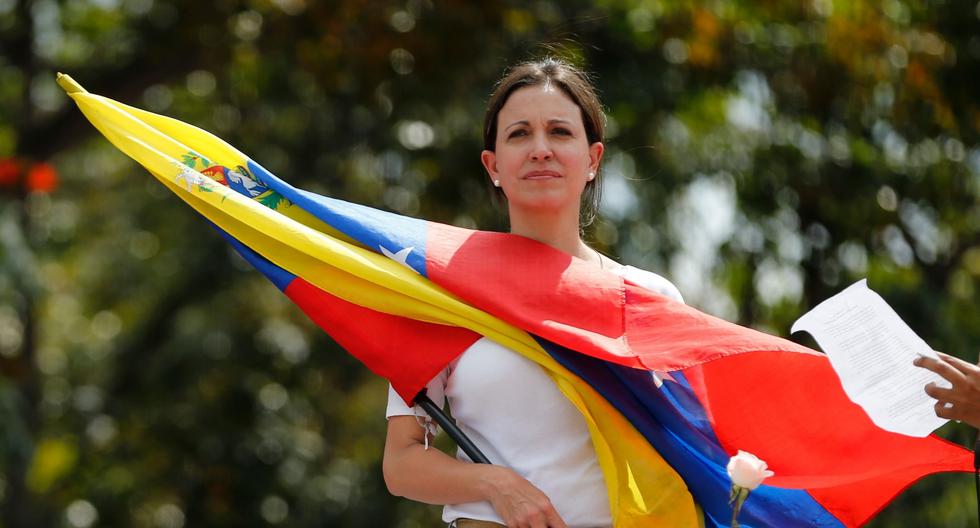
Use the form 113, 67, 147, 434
508, 196, 577, 215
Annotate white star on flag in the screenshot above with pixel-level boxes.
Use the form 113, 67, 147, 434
380, 245, 417, 273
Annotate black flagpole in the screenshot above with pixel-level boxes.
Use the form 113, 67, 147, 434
414, 390, 492, 464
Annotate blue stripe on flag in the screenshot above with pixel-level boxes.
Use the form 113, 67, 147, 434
246, 160, 429, 276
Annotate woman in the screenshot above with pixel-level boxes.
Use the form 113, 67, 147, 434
382, 58, 683, 528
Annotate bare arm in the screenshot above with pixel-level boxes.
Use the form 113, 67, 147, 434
383, 415, 568, 528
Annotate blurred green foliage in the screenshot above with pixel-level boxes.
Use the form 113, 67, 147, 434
1, 0, 979, 526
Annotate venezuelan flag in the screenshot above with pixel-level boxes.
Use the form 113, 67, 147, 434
59, 73, 972, 527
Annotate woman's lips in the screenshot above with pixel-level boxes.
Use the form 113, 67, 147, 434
522, 170, 562, 179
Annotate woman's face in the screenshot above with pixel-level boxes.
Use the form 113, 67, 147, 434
481, 84, 603, 215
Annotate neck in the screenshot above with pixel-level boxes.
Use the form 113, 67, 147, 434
507, 204, 591, 260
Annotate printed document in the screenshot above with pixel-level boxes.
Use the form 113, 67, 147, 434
791, 279, 949, 437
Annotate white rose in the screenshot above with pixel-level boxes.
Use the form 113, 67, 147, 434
726, 450, 775, 490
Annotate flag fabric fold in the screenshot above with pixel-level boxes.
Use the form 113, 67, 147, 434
59, 73, 973, 527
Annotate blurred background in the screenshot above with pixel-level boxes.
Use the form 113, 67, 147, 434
1, 0, 979, 526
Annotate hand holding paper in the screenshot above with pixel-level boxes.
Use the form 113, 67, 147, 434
791, 279, 949, 437
914, 351, 980, 429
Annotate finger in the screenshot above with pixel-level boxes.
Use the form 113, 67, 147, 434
936, 351, 980, 376
544, 508, 569, 528
913, 355, 939, 369
916, 354, 967, 384
934, 400, 959, 420
525, 510, 546, 528
923, 383, 961, 402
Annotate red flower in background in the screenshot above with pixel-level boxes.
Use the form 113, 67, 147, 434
0, 158, 20, 187
26, 162, 58, 193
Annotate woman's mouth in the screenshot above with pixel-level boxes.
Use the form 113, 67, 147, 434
522, 170, 562, 180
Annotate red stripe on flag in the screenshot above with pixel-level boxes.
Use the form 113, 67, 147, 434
285, 277, 480, 403
426, 223, 632, 360
685, 351, 973, 526
624, 285, 818, 370
427, 222, 822, 371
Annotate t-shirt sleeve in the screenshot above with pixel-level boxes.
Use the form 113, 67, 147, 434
620, 265, 685, 304
385, 365, 450, 419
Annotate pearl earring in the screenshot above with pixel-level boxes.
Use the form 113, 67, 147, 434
588, 171, 595, 181
493, 179, 501, 187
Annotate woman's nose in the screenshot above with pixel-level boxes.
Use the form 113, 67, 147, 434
530, 137, 553, 161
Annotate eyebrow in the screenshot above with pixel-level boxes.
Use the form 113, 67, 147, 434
504, 118, 573, 131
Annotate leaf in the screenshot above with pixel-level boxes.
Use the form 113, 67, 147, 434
26, 437, 78, 493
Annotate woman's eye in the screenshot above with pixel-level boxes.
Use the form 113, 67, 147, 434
552, 128, 572, 136
508, 129, 528, 139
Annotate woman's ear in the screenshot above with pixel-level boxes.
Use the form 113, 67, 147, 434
589, 142, 604, 174
481, 149, 498, 184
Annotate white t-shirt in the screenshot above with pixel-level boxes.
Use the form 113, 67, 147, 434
386, 265, 683, 527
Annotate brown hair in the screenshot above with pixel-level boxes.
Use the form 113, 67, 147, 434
483, 57, 606, 226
